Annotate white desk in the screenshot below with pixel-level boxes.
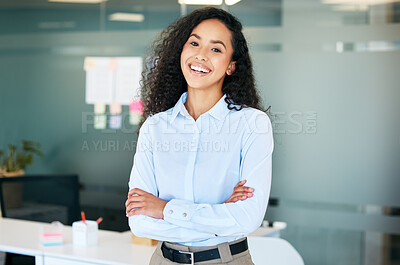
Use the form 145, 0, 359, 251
0, 218, 155, 265
0, 218, 279, 265
0, 218, 47, 264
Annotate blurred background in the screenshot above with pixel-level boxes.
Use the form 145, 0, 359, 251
0, 0, 399, 264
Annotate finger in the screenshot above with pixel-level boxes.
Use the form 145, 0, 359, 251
230, 192, 248, 198
234, 180, 246, 188
234, 180, 245, 189
225, 197, 239, 203
231, 191, 253, 198
126, 208, 144, 217
228, 193, 253, 202
125, 195, 144, 207
226, 194, 249, 203
234, 185, 254, 192
225, 198, 238, 203
128, 188, 147, 196
128, 188, 148, 196
126, 202, 145, 213
232, 186, 254, 193
235, 195, 251, 201
126, 200, 146, 210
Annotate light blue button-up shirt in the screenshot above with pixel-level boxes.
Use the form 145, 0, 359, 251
128, 92, 274, 247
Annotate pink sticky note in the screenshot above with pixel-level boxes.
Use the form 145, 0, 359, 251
129, 100, 143, 113
42, 233, 63, 238
110, 102, 122, 115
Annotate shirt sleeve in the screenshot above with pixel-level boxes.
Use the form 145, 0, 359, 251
128, 118, 217, 243
163, 112, 274, 238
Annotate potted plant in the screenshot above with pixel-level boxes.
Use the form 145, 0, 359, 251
0, 140, 44, 177
0, 140, 44, 209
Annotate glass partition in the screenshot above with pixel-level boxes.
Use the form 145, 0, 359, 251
0, 1, 398, 264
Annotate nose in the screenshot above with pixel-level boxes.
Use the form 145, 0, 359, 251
195, 48, 208, 61
195, 55, 207, 61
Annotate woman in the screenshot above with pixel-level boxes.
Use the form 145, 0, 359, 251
125, 7, 274, 264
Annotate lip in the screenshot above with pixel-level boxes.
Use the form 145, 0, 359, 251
188, 63, 212, 77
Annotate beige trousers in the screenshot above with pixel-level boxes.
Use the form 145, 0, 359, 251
149, 238, 255, 265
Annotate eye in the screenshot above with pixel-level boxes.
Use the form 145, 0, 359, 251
212, 48, 221, 53
190, 42, 198, 46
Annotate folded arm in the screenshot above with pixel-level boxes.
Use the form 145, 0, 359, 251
127, 113, 273, 240
127, 120, 216, 242
163, 144, 272, 237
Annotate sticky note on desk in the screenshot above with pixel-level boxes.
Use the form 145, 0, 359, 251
39, 222, 63, 246
39, 233, 63, 246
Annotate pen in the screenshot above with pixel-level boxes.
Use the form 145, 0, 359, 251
96, 217, 103, 224
81, 211, 86, 224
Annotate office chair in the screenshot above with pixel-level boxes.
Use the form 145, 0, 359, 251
248, 236, 305, 265
0, 174, 81, 265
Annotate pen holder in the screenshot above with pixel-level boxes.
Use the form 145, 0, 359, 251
72, 220, 98, 246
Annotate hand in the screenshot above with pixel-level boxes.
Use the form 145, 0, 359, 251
125, 188, 168, 219
225, 180, 254, 203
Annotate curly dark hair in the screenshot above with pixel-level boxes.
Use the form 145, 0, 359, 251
140, 6, 264, 126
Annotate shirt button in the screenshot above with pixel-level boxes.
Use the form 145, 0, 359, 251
169, 210, 173, 214
182, 213, 187, 217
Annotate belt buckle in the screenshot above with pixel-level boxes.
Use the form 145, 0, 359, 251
179, 250, 194, 265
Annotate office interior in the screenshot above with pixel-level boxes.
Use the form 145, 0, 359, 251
0, 0, 399, 264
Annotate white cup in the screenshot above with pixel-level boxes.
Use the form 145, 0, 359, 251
72, 220, 98, 246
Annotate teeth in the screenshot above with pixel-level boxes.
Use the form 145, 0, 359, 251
190, 65, 210, 73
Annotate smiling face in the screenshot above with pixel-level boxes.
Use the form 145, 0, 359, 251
180, 19, 236, 93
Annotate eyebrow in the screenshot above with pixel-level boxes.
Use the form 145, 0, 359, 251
189, 33, 226, 50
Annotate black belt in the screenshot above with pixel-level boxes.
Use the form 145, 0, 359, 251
161, 238, 248, 264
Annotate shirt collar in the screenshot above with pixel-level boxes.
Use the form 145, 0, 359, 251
170, 92, 231, 124
170, 92, 189, 123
